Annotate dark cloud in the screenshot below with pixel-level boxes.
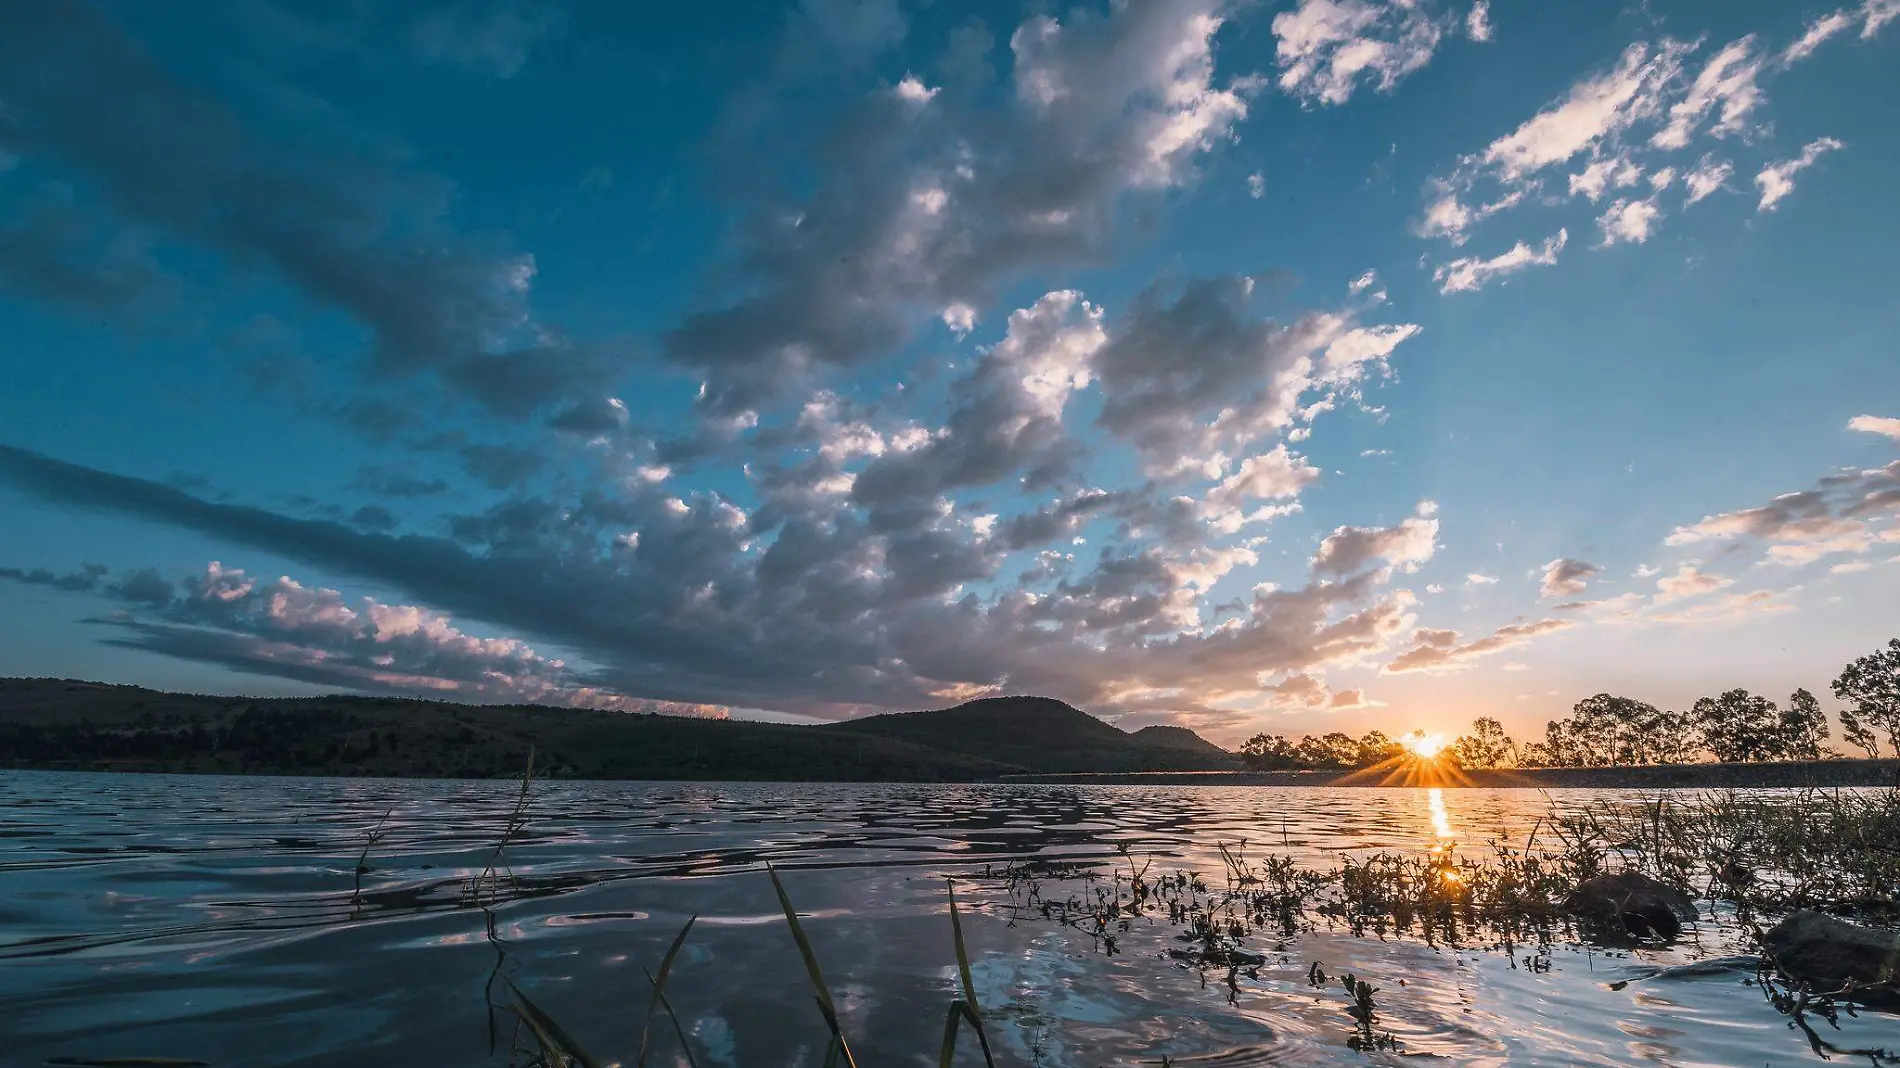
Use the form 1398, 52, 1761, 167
1, 444, 1439, 720
667, 0, 1259, 415
0, 1, 592, 416
0, 189, 174, 313
353, 466, 451, 499
1537, 557, 1600, 598
1093, 276, 1417, 468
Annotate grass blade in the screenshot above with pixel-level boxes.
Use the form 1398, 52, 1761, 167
637, 915, 698, 1068
640, 964, 705, 1068
946, 882, 997, 1068
503, 975, 605, 1068
768, 864, 859, 1068
937, 1000, 992, 1068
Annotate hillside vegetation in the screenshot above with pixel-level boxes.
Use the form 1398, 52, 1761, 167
0, 679, 1237, 781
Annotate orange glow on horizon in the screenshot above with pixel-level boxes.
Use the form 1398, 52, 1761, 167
1402, 731, 1447, 759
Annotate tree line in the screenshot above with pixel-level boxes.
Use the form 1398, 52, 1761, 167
1239, 637, 1900, 771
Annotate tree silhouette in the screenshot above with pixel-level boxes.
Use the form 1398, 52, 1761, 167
1450, 717, 1515, 768
1778, 688, 1830, 760
1695, 688, 1781, 763
1832, 638, 1900, 759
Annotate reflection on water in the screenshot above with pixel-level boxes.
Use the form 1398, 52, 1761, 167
0, 770, 1894, 1067
1426, 787, 1453, 841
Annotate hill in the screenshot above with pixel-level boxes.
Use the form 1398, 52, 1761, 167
0, 679, 1235, 781
1129, 724, 1235, 757
826, 696, 1242, 773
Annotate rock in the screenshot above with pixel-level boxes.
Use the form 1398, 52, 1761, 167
1562, 873, 1698, 940
1763, 910, 1900, 999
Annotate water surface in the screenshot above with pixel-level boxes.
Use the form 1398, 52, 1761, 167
2, 771, 1895, 1066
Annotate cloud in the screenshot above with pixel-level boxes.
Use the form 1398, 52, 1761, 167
0, 444, 1432, 721
1596, 196, 1661, 246
1477, 40, 1692, 183
1665, 457, 1900, 566
1650, 36, 1766, 150
1384, 618, 1575, 674
667, 0, 1262, 415
0, 188, 175, 314
1465, 572, 1499, 586
1248, 171, 1266, 199
1270, 0, 1448, 106
1466, 1, 1492, 42
1784, 10, 1856, 64
1312, 501, 1440, 576
1649, 588, 1794, 626
1539, 557, 1599, 598
1434, 229, 1567, 293
0, 2, 625, 422
1682, 154, 1734, 205
1090, 275, 1419, 467
1653, 563, 1733, 603
1848, 415, 1900, 441
410, 1, 564, 77
1756, 137, 1845, 212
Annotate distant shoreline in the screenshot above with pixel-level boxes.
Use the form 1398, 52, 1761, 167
1000, 758, 1900, 789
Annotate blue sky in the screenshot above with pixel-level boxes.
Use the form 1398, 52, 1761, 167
2, 0, 1897, 743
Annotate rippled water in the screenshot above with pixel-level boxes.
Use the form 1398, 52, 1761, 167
2, 771, 1896, 1067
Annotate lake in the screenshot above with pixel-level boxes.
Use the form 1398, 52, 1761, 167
2, 771, 1896, 1067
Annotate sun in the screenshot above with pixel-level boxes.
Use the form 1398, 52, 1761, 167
1402, 732, 1447, 760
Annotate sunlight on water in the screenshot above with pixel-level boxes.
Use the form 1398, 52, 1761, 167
1427, 786, 1454, 840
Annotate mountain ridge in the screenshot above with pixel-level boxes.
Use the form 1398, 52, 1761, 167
0, 678, 1237, 781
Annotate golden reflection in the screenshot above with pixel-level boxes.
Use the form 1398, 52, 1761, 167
1427, 787, 1453, 840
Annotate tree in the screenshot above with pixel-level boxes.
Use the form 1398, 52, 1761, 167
1832, 638, 1900, 759
1695, 688, 1781, 763
1451, 717, 1516, 769
1839, 705, 1881, 759
1778, 689, 1830, 760
1240, 733, 1298, 770
1645, 707, 1702, 765
1353, 730, 1404, 768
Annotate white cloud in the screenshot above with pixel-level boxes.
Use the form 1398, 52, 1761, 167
1654, 563, 1733, 602
1349, 269, 1379, 294
1848, 414, 1900, 441
1465, 572, 1499, 586
1434, 229, 1567, 293
1784, 10, 1855, 64
1866, 0, 1900, 38
1756, 137, 1844, 212
1248, 171, 1266, 199
893, 74, 940, 107
1682, 155, 1734, 205
1271, 0, 1448, 106
1597, 196, 1661, 246
1832, 560, 1873, 574
1568, 155, 1643, 202
1539, 557, 1600, 598
941, 302, 978, 337
1478, 40, 1692, 182
1651, 36, 1767, 150
1466, 1, 1492, 42
1312, 501, 1441, 576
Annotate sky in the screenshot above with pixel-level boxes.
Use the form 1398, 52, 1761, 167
1, 0, 1897, 746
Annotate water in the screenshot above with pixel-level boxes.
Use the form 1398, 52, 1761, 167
1, 771, 1895, 1067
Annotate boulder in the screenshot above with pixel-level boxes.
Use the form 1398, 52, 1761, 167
1763, 910, 1900, 999
1562, 872, 1698, 940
